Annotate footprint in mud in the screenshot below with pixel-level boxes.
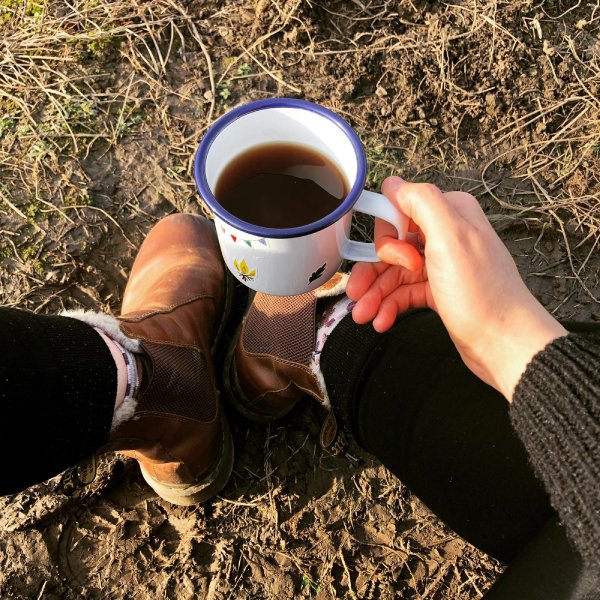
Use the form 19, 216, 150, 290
0, 530, 56, 598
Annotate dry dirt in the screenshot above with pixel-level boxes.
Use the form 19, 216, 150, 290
1, 1, 599, 598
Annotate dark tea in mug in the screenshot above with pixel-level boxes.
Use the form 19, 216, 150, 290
214, 142, 349, 229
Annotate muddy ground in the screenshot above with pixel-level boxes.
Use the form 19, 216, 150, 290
0, 1, 599, 598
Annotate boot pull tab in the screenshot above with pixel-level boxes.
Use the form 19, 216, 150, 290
319, 410, 349, 456
58, 455, 98, 496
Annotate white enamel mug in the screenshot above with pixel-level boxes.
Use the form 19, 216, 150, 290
194, 98, 408, 296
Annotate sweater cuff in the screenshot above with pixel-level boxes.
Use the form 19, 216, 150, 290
510, 333, 600, 569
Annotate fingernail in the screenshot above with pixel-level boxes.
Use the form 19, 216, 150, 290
384, 176, 407, 193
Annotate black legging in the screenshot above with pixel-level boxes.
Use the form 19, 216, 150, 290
1, 307, 597, 596
0, 307, 115, 494
321, 309, 598, 598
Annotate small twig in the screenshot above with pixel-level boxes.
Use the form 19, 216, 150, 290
338, 547, 358, 600
241, 45, 301, 93
164, 0, 216, 123
35, 580, 48, 600
60, 205, 136, 249
216, 496, 267, 508
0, 187, 44, 233
112, 72, 136, 146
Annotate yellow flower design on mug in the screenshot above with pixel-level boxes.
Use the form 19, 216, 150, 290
233, 258, 257, 282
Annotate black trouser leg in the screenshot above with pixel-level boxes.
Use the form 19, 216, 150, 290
0, 308, 116, 495
321, 309, 599, 563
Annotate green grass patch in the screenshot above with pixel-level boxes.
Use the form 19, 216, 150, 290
365, 143, 404, 190
0, 117, 16, 139
0, 0, 44, 24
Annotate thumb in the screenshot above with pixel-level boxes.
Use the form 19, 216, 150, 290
381, 178, 457, 240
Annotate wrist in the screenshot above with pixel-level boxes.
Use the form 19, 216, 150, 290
492, 302, 567, 401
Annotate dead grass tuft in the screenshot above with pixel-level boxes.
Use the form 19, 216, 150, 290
0, 0, 217, 310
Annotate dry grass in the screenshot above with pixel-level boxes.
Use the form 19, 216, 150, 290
0, 0, 218, 310
480, 3, 600, 300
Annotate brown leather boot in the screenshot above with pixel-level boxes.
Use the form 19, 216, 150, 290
223, 273, 348, 424
107, 214, 234, 505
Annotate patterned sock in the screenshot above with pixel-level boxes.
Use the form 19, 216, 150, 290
311, 296, 356, 371
309, 295, 356, 453
95, 328, 141, 431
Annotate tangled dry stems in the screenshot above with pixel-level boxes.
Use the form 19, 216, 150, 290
1, 1, 598, 247
0, 0, 217, 309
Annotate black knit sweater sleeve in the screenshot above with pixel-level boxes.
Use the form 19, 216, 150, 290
510, 333, 600, 570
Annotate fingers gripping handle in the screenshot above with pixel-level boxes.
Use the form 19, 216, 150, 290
341, 190, 409, 262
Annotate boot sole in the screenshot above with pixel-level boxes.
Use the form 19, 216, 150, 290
139, 414, 234, 506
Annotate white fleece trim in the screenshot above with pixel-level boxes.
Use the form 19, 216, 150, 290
111, 396, 138, 432
61, 310, 141, 352
307, 272, 348, 410
314, 272, 349, 299
309, 362, 331, 410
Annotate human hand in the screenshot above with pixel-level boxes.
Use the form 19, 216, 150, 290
346, 177, 567, 400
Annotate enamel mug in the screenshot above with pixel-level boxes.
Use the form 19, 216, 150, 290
194, 98, 408, 296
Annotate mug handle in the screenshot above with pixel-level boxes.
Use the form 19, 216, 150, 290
340, 190, 409, 262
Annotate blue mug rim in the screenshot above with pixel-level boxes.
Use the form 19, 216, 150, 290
193, 98, 367, 239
